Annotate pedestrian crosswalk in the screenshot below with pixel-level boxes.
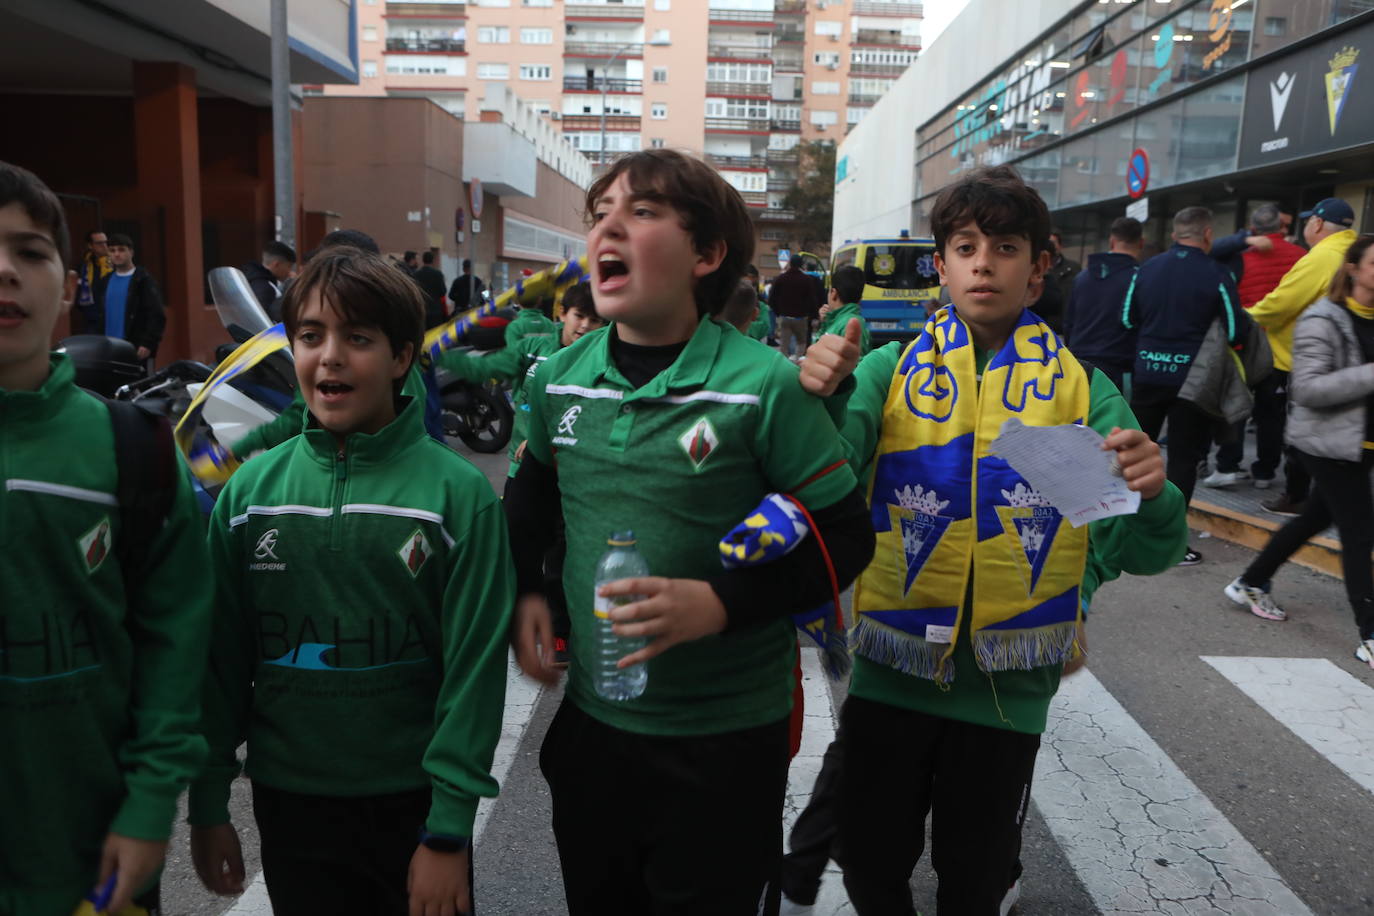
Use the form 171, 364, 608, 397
221, 650, 1374, 915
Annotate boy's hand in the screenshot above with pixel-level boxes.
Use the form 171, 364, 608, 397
1102, 426, 1165, 500
408, 845, 471, 916
600, 577, 727, 667
799, 318, 864, 397
511, 593, 561, 686
190, 823, 245, 895
97, 833, 168, 913
1062, 620, 1088, 677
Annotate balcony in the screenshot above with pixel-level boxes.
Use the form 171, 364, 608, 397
565, 2, 644, 19
706, 80, 771, 97
766, 147, 799, 163
385, 37, 466, 53
760, 207, 796, 221
768, 177, 795, 192
706, 44, 772, 60
564, 41, 643, 57
705, 116, 769, 133
774, 0, 807, 13
770, 118, 801, 132
848, 93, 882, 105
853, 1, 923, 15
775, 30, 804, 44
563, 76, 643, 93
386, 1, 466, 17
739, 190, 768, 207
706, 153, 768, 169
708, 8, 773, 24
560, 113, 641, 131
849, 61, 911, 76
853, 30, 921, 48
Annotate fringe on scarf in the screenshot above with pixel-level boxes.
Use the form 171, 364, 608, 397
971, 620, 1078, 673
795, 602, 852, 680
850, 616, 954, 684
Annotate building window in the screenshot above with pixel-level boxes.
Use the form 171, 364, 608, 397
706, 61, 771, 83
478, 26, 510, 44
520, 27, 552, 44
652, 67, 668, 83
809, 109, 838, 127
1264, 17, 1287, 36
811, 81, 840, 95
846, 106, 867, 124
362, 25, 377, 41
655, 0, 671, 8
529, 99, 552, 115
651, 138, 665, 148
651, 103, 667, 119
652, 29, 671, 43
362, 60, 378, 78
523, 0, 553, 5
762, 229, 786, 241
478, 63, 511, 79
813, 20, 842, 38
706, 97, 769, 119
813, 51, 840, 67
520, 64, 552, 80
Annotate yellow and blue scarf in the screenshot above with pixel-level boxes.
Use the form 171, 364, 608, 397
853, 305, 1092, 682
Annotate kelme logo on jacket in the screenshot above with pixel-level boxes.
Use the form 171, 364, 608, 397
399, 529, 432, 577
678, 417, 719, 471
553, 405, 582, 446
78, 517, 112, 574
250, 528, 286, 572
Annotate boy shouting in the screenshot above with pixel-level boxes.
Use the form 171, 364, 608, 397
801, 165, 1186, 913
505, 150, 874, 914
189, 249, 515, 915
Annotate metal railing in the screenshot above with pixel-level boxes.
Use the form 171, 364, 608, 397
853, 1, 923, 15
563, 76, 642, 92
852, 31, 920, 47
559, 114, 641, 131
769, 119, 801, 131
848, 61, 911, 76
563, 41, 643, 56
847, 93, 883, 104
739, 190, 768, 206
767, 177, 794, 192
706, 44, 772, 60
774, 0, 807, 13
706, 154, 768, 169
386, 1, 466, 17
775, 30, 804, 43
385, 37, 466, 52
706, 80, 771, 97
708, 8, 773, 22
704, 116, 769, 132
760, 208, 796, 220
565, 3, 644, 18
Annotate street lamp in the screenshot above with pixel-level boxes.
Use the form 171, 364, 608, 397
600, 36, 670, 166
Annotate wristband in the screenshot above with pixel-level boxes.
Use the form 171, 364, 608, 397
418, 828, 470, 854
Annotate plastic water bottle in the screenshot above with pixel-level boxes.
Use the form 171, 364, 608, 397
592, 531, 650, 701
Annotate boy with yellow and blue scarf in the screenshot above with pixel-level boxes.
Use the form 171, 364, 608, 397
797, 165, 1188, 914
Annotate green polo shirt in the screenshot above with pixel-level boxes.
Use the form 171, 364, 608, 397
817, 301, 871, 355
525, 317, 857, 736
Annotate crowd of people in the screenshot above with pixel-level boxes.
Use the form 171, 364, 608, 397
1, 146, 1370, 916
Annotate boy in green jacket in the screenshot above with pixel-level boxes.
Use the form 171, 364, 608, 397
440, 280, 605, 481
799, 165, 1187, 913
0, 162, 213, 916
817, 264, 871, 355
189, 249, 516, 915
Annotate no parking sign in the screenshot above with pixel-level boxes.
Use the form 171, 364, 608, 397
1126, 148, 1150, 200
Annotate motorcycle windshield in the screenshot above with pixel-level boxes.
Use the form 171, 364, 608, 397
208, 266, 276, 343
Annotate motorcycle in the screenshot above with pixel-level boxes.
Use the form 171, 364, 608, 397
433, 306, 516, 455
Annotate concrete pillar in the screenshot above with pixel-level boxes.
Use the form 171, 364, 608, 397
132, 61, 215, 362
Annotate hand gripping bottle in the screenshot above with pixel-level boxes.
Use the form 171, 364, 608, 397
592, 531, 650, 701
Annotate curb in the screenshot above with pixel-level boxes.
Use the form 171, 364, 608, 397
1188, 499, 1344, 578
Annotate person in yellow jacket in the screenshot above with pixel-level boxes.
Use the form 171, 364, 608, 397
1247, 198, 1358, 515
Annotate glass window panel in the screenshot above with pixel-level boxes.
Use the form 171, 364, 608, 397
1129, 95, 1181, 189
1176, 74, 1243, 181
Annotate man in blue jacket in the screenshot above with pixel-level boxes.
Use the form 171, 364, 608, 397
1065, 216, 1143, 391
1125, 206, 1252, 566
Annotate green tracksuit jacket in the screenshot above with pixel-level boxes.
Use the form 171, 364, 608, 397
0, 355, 212, 916
188, 394, 516, 839
439, 330, 562, 476
817, 301, 871, 355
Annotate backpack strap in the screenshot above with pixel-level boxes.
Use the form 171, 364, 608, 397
104, 398, 178, 591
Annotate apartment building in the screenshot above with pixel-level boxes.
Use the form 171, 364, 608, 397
323, 0, 922, 271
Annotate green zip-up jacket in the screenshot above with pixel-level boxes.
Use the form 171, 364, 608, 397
1, 355, 212, 916
817, 302, 871, 355
505, 307, 557, 346
188, 395, 516, 839
439, 330, 561, 476
831, 340, 1186, 734
748, 301, 773, 341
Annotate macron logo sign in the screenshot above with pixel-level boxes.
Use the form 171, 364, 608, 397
1270, 71, 1295, 132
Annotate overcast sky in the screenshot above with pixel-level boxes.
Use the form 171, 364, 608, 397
921, 0, 973, 51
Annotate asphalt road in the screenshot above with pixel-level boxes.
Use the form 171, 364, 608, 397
159, 442, 1374, 915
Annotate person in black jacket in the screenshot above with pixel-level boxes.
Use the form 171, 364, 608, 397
1065, 217, 1143, 391
93, 233, 166, 361
1124, 206, 1252, 566
413, 250, 448, 329
448, 259, 485, 312
241, 240, 296, 318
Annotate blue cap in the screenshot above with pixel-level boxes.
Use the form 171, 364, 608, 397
1298, 198, 1355, 228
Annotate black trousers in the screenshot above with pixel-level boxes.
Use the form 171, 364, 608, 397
1242, 449, 1374, 639
253, 783, 473, 916
540, 698, 790, 915
834, 696, 1039, 916
1212, 371, 1309, 499
1132, 385, 1214, 506
781, 727, 847, 905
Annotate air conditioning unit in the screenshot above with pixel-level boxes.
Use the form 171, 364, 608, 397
828, 33, 839, 41
826, 61, 839, 70
551, 112, 562, 119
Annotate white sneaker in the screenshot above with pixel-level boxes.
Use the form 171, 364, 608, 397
1000, 877, 1022, 916
779, 897, 815, 915
1202, 469, 1249, 488
1224, 577, 1287, 621
1253, 475, 1275, 490
1356, 639, 1374, 668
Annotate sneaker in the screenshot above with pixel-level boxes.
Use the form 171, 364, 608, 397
1178, 548, 1203, 566
1262, 495, 1306, 516
1201, 469, 1249, 488
1355, 639, 1374, 668
1000, 877, 1022, 916
1252, 475, 1275, 490
1224, 577, 1287, 621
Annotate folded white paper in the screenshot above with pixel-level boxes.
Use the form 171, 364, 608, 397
989, 418, 1141, 527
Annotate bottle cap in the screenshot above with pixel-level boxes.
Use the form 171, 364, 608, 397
608, 530, 636, 546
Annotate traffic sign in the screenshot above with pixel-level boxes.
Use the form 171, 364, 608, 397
776, 247, 791, 270
455, 207, 465, 231
1126, 148, 1150, 200
1126, 196, 1148, 223
469, 179, 484, 219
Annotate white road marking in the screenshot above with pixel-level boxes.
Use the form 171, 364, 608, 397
1202, 656, 1374, 797
223, 651, 543, 916
1035, 670, 1314, 915
784, 648, 855, 914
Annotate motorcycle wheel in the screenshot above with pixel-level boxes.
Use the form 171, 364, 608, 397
453, 384, 513, 453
